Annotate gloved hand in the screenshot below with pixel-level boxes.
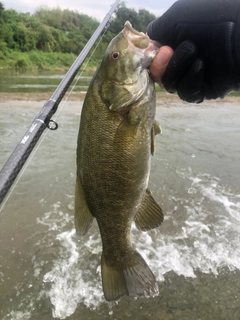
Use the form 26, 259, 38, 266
147, 0, 240, 103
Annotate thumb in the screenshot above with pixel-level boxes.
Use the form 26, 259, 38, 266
149, 46, 173, 85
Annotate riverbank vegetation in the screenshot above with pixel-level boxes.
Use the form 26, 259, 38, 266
0, 2, 156, 70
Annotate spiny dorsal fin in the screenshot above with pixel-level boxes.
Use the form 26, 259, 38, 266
74, 176, 94, 236
134, 189, 163, 231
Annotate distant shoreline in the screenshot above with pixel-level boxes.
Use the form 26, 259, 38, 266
1, 91, 240, 104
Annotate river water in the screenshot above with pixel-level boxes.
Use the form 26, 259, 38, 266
0, 69, 92, 93
0, 72, 240, 319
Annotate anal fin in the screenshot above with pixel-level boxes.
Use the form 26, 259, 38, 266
74, 175, 94, 236
134, 189, 163, 231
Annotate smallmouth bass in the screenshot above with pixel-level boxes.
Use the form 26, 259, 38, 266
75, 21, 163, 301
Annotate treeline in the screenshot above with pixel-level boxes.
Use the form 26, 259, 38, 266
0, 2, 156, 70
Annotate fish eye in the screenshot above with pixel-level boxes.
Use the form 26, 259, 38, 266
110, 51, 120, 61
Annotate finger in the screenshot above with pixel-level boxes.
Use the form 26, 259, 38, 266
149, 46, 173, 84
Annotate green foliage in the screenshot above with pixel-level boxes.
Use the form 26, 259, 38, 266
108, 2, 156, 34
0, 49, 76, 70
14, 56, 32, 69
0, 1, 4, 16
0, 1, 157, 69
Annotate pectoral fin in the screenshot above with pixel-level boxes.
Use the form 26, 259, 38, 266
151, 120, 162, 155
134, 189, 163, 231
74, 175, 94, 236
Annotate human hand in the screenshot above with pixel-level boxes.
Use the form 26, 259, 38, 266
147, 0, 240, 103
149, 46, 173, 86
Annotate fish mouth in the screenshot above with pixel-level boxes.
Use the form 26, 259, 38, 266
123, 21, 149, 49
123, 21, 160, 52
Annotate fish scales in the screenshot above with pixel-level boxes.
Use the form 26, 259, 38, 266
75, 21, 164, 301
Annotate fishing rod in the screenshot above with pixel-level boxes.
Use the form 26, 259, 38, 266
0, 0, 121, 206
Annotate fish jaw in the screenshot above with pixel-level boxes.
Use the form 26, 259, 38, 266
123, 21, 149, 49
123, 20, 160, 69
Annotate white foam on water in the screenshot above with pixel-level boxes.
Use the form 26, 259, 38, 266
43, 229, 81, 318
4, 311, 31, 320
42, 227, 104, 319
40, 171, 240, 319
36, 201, 73, 232
7, 172, 239, 320
3, 300, 34, 320
42, 173, 239, 319
134, 170, 240, 281
33, 200, 104, 318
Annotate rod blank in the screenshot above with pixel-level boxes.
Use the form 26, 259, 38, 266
0, 0, 121, 206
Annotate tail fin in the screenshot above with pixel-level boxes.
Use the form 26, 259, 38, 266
101, 249, 158, 301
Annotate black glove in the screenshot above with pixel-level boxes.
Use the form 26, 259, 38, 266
147, 0, 240, 103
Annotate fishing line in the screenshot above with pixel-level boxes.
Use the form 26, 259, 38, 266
53, 25, 110, 123
0, 18, 112, 213
0, 0, 120, 208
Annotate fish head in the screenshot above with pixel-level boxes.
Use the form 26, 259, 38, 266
99, 21, 160, 111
